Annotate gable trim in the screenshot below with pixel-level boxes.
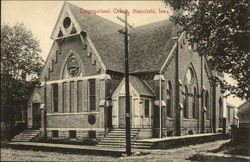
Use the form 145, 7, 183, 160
50, 2, 66, 39
40, 41, 58, 81
111, 78, 139, 99
86, 35, 107, 72
160, 32, 185, 73
142, 80, 155, 94
50, 2, 81, 40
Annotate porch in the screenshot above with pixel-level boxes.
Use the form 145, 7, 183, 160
111, 76, 155, 129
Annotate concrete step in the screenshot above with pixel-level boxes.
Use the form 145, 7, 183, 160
103, 136, 136, 139
131, 145, 152, 149
97, 129, 153, 149
12, 129, 39, 142
14, 136, 33, 139
17, 134, 38, 137
14, 136, 33, 140
96, 143, 152, 149
16, 133, 39, 137
112, 128, 139, 131
110, 130, 139, 132
11, 139, 30, 142
98, 141, 126, 145
23, 130, 40, 133
99, 140, 127, 144
18, 133, 39, 136
96, 144, 126, 148
98, 141, 153, 147
100, 139, 137, 142
23, 129, 39, 133
107, 133, 137, 136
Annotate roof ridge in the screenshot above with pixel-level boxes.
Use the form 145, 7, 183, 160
134, 19, 172, 29
129, 76, 155, 96
67, 2, 123, 28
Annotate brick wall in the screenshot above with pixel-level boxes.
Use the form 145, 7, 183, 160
44, 35, 105, 82
152, 34, 221, 135
45, 129, 105, 139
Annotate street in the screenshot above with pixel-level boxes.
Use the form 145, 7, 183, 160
1, 139, 230, 161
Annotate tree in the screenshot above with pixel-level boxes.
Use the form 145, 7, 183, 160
164, 0, 249, 100
1, 23, 44, 102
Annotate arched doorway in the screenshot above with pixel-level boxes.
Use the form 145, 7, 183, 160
28, 88, 41, 129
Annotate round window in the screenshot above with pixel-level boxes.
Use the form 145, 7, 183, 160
63, 17, 71, 29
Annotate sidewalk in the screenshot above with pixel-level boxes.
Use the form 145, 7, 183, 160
138, 133, 222, 142
2, 133, 226, 156
137, 133, 226, 149
2, 142, 126, 157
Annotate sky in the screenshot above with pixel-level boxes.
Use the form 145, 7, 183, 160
1, 1, 244, 107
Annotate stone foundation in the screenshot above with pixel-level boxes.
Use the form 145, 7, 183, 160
41, 128, 105, 140
137, 129, 153, 139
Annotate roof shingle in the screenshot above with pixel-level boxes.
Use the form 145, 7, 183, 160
130, 76, 155, 97
68, 2, 176, 73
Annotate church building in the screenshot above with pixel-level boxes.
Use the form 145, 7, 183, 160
27, 2, 226, 140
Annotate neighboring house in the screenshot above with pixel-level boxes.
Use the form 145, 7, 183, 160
227, 103, 238, 127
231, 101, 250, 143
237, 101, 250, 128
27, 2, 225, 140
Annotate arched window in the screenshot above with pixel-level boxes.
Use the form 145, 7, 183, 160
192, 87, 197, 119
205, 91, 209, 120
183, 85, 189, 118
166, 81, 173, 118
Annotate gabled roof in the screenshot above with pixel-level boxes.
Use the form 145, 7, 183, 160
129, 20, 176, 73
67, 3, 125, 72
129, 76, 155, 97
112, 76, 155, 97
237, 101, 250, 123
59, 2, 176, 73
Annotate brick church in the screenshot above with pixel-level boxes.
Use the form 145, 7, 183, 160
27, 2, 226, 140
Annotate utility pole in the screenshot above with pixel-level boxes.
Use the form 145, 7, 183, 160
117, 12, 133, 156
172, 36, 181, 136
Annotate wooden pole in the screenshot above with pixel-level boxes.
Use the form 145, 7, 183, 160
124, 13, 132, 156
173, 37, 181, 136
117, 12, 132, 156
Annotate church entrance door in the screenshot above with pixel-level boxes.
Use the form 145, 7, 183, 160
32, 103, 41, 129
118, 96, 132, 128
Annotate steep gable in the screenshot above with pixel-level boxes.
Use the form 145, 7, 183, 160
67, 3, 125, 72
112, 76, 155, 98
67, 2, 177, 74
50, 2, 82, 39
43, 2, 180, 78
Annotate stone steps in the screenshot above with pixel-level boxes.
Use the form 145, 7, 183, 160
11, 129, 40, 142
11, 139, 31, 142
97, 129, 154, 149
